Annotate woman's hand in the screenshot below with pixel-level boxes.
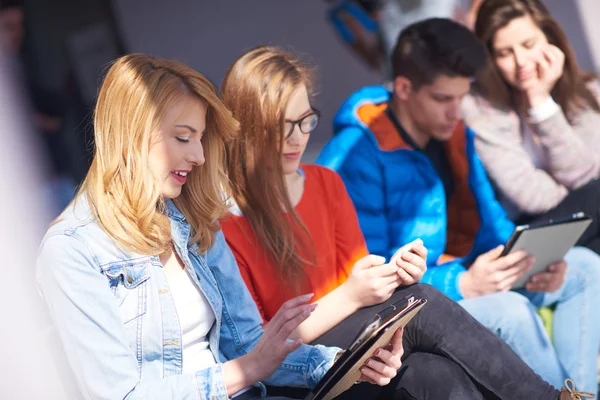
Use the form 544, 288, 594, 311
341, 255, 402, 309
390, 240, 428, 286
526, 44, 565, 108
245, 294, 317, 382
359, 327, 404, 386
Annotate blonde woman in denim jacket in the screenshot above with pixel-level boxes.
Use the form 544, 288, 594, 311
35, 54, 403, 400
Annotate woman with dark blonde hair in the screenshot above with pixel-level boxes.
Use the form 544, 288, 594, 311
35, 53, 406, 400
219, 45, 576, 399
462, 0, 600, 254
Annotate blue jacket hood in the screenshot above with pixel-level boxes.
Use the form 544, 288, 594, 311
333, 86, 391, 133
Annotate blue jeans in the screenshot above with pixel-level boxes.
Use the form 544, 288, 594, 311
459, 246, 600, 393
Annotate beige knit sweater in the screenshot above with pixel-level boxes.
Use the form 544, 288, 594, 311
462, 82, 600, 218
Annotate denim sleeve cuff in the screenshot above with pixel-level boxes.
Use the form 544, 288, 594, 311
306, 345, 342, 388
194, 363, 229, 400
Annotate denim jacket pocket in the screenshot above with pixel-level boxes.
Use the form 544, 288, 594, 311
105, 262, 151, 324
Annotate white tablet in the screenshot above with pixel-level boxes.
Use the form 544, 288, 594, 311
501, 212, 592, 289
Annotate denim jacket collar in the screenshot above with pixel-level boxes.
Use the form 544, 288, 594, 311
165, 199, 192, 254
37, 196, 338, 399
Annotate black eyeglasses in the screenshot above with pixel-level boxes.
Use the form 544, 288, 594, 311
284, 109, 321, 140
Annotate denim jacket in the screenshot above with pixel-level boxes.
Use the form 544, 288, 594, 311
36, 197, 338, 400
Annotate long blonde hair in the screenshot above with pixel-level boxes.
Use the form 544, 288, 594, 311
221, 46, 315, 289
80, 53, 238, 255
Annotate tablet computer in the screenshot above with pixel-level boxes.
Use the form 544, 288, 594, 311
304, 295, 427, 400
501, 212, 592, 289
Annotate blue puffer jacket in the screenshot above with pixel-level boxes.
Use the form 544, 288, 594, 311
316, 86, 515, 301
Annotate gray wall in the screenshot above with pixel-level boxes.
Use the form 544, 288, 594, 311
111, 0, 380, 161
573, 0, 600, 72
112, 1, 600, 160
544, 0, 597, 73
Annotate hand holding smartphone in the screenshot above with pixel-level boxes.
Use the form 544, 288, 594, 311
389, 239, 423, 266
389, 239, 427, 285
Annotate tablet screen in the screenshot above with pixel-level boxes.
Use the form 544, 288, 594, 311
505, 215, 591, 289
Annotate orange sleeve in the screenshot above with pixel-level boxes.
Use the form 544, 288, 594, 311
331, 171, 370, 278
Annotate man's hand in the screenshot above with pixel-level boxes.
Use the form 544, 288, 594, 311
526, 261, 567, 293
459, 245, 534, 298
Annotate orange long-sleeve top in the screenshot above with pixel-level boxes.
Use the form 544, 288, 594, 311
221, 165, 369, 322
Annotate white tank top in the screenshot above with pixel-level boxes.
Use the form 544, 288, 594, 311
166, 267, 216, 374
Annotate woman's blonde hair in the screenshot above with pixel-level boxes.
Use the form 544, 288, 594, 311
221, 46, 315, 290
80, 53, 238, 255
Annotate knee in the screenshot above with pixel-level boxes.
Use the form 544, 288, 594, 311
408, 283, 448, 303
564, 246, 600, 287
498, 291, 537, 316
481, 292, 540, 335
407, 283, 461, 312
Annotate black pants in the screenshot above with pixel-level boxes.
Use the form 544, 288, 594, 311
518, 178, 600, 254
268, 284, 559, 400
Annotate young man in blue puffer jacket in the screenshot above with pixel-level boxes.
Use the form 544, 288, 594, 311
317, 18, 600, 394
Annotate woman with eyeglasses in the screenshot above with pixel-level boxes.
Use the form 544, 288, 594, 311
219, 45, 568, 399
35, 53, 409, 400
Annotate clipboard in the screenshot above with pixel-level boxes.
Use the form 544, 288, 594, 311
500, 212, 592, 289
304, 295, 427, 400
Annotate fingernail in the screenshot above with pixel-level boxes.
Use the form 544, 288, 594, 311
305, 293, 314, 299
375, 349, 381, 356
311, 304, 318, 311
